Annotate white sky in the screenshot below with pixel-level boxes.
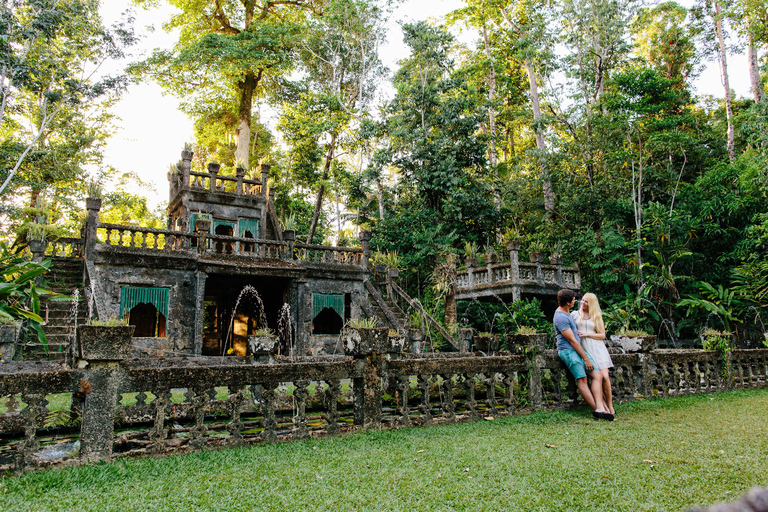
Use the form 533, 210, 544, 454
99, 1, 750, 211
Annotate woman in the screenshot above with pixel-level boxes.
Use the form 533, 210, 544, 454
572, 293, 614, 416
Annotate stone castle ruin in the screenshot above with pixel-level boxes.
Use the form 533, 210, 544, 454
33, 150, 580, 361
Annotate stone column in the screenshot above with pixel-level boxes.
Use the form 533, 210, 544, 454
207, 162, 220, 191
506, 241, 521, 282
296, 279, 310, 355
260, 164, 270, 196
528, 353, 544, 409
193, 271, 207, 356
235, 166, 246, 195
550, 253, 564, 287
359, 230, 371, 269
180, 149, 192, 188
80, 361, 122, 463
348, 329, 386, 429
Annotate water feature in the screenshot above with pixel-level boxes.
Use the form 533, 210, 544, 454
638, 298, 680, 348
276, 303, 295, 359
222, 285, 268, 357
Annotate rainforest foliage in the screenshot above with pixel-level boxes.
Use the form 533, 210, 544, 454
2, 0, 768, 339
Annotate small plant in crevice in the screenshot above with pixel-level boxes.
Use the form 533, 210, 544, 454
348, 317, 379, 329
702, 328, 733, 380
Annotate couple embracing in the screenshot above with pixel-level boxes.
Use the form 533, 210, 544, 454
553, 289, 615, 421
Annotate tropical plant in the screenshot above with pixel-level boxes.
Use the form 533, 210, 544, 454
516, 325, 539, 335
617, 328, 650, 337
677, 282, 743, 332
702, 328, 732, 379
463, 241, 480, 260
252, 327, 275, 337
348, 317, 379, 329
89, 315, 128, 326
0, 243, 50, 345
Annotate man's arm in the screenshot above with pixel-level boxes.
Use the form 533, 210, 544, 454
561, 328, 594, 372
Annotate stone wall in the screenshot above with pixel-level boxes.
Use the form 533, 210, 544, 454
1, 340, 766, 475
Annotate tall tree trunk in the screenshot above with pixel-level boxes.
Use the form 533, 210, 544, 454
235, 72, 258, 169
307, 133, 337, 244
377, 179, 384, 220
632, 130, 644, 286
713, 1, 735, 161
747, 31, 764, 104
524, 58, 555, 214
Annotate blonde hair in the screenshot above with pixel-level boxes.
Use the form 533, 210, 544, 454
578, 293, 605, 334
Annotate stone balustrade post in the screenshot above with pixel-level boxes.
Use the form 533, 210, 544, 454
79, 361, 122, 463
506, 241, 521, 282
550, 253, 564, 287
347, 328, 386, 428
528, 352, 544, 409
260, 164, 270, 196
359, 230, 371, 269
235, 166, 246, 195
207, 162, 220, 191
180, 149, 192, 188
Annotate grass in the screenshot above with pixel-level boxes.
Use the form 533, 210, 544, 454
1, 388, 767, 511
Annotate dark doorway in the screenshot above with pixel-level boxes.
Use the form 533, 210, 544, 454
202, 275, 290, 356
128, 303, 167, 338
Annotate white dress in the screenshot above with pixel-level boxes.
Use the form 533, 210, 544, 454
571, 311, 613, 369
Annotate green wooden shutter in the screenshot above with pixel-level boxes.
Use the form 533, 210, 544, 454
312, 294, 344, 320
238, 218, 259, 238
120, 286, 170, 318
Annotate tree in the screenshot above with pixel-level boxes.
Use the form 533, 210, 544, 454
133, 0, 320, 169
280, 0, 388, 243
0, 0, 134, 195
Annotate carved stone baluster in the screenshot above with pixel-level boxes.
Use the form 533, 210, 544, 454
148, 388, 171, 454
189, 386, 209, 450
439, 374, 455, 422
227, 386, 245, 446
294, 379, 309, 440
396, 375, 411, 427
261, 381, 278, 443
502, 372, 515, 414
462, 373, 479, 421
6, 394, 19, 413
552, 368, 563, 406
417, 374, 433, 426
324, 379, 341, 435
117, 228, 125, 246
16, 393, 46, 472
485, 373, 499, 418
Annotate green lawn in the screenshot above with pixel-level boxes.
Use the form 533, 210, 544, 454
2, 388, 767, 511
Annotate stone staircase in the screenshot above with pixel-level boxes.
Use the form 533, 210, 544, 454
21, 257, 86, 361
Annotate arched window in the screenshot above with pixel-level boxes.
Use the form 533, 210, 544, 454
312, 294, 345, 335
120, 286, 169, 338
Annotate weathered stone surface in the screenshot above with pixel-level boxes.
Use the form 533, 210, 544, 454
506, 333, 547, 354
610, 335, 657, 353
78, 325, 135, 361
342, 327, 388, 356
688, 487, 768, 512
0, 324, 19, 362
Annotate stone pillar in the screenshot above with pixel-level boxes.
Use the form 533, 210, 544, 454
528, 353, 544, 409
550, 253, 564, 287
235, 166, 246, 195
530, 252, 545, 285
458, 328, 474, 353
347, 329, 386, 429
296, 279, 310, 355
506, 241, 521, 282
639, 352, 653, 398
359, 230, 371, 269
80, 361, 122, 463
207, 162, 220, 191
29, 239, 45, 263
193, 271, 207, 356
180, 149, 192, 188
260, 164, 270, 196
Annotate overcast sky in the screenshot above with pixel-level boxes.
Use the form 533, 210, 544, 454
99, 1, 749, 211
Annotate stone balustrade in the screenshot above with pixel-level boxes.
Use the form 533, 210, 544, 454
186, 171, 264, 197
44, 237, 84, 258
1, 342, 766, 474
97, 223, 197, 251
293, 243, 365, 267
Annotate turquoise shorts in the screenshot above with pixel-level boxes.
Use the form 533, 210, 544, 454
558, 349, 598, 379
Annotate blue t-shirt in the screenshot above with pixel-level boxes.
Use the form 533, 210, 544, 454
554, 310, 580, 351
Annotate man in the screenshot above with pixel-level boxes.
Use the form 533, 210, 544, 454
553, 289, 613, 421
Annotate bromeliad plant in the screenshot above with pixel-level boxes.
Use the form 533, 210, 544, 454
0, 242, 51, 346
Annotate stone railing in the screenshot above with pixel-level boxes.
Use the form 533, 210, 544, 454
293, 243, 365, 267
456, 261, 580, 291
97, 223, 198, 251
2, 341, 765, 474
91, 224, 366, 268
44, 237, 84, 258
202, 234, 288, 259
186, 170, 264, 198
